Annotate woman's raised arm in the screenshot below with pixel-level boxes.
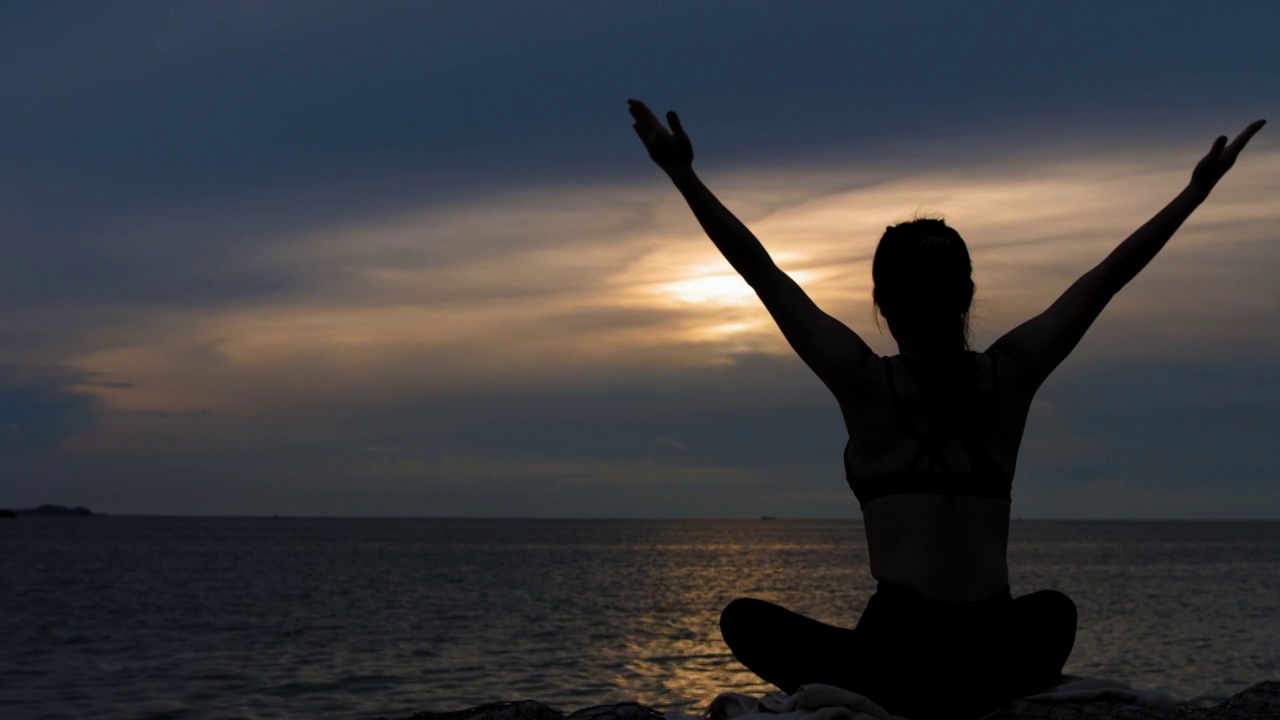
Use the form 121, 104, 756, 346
627, 99, 877, 398
989, 119, 1266, 395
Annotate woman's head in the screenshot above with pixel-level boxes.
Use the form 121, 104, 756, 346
872, 217, 974, 350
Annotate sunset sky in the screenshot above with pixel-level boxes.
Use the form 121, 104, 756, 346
2, 1, 1278, 517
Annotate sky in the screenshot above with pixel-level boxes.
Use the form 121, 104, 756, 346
1, 1, 1278, 518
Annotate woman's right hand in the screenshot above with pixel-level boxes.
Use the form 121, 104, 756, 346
628, 99, 694, 175
1191, 119, 1266, 195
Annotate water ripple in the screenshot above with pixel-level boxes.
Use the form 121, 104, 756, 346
2, 518, 1278, 718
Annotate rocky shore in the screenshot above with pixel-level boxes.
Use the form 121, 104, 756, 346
387, 681, 1280, 720
0, 504, 96, 517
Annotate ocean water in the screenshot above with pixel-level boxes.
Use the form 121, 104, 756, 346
2, 519, 1278, 719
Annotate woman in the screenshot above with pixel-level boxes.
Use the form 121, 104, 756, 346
627, 99, 1264, 720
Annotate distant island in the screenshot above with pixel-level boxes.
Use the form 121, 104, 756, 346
0, 504, 96, 518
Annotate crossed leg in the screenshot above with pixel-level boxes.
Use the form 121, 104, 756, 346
719, 590, 1077, 719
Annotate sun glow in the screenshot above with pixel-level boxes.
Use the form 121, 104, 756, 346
656, 267, 823, 306
58, 144, 1280, 420
659, 272, 756, 305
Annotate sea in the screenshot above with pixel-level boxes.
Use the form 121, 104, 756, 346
2, 518, 1278, 719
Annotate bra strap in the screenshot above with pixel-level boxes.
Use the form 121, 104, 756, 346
899, 353, 999, 476
887, 357, 953, 473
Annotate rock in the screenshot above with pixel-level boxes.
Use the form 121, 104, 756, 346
386, 681, 1280, 720
12, 504, 95, 517
566, 703, 667, 720
394, 700, 567, 720
986, 681, 1280, 720
388, 700, 665, 720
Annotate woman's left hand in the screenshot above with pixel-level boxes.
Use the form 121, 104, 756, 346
1190, 119, 1266, 195
628, 98, 694, 175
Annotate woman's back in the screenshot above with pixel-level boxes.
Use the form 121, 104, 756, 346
843, 350, 1032, 601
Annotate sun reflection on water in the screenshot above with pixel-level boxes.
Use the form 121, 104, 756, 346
619, 628, 773, 712
545, 521, 872, 712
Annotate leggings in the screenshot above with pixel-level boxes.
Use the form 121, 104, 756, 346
720, 582, 1077, 720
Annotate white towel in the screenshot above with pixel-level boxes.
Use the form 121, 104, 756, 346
672, 676, 1179, 720
695, 685, 903, 720
1016, 675, 1177, 710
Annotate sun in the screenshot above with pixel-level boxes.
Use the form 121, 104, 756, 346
659, 272, 757, 305
656, 265, 822, 307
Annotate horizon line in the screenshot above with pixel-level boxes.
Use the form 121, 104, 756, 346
14, 513, 1280, 522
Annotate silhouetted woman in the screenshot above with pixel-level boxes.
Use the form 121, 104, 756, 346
628, 99, 1265, 720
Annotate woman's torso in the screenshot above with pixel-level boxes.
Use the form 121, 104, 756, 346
841, 350, 1035, 602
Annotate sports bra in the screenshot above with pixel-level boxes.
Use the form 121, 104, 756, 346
844, 352, 1011, 509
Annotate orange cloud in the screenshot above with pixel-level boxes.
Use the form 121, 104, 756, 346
58, 144, 1280, 430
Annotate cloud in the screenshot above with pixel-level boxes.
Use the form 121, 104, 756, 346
37, 140, 1276, 419
0, 365, 102, 455
1015, 476, 1280, 520
1, 137, 1272, 516
1, 1, 1276, 515
3, 2, 1274, 315
651, 436, 687, 451
1010, 356, 1280, 520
